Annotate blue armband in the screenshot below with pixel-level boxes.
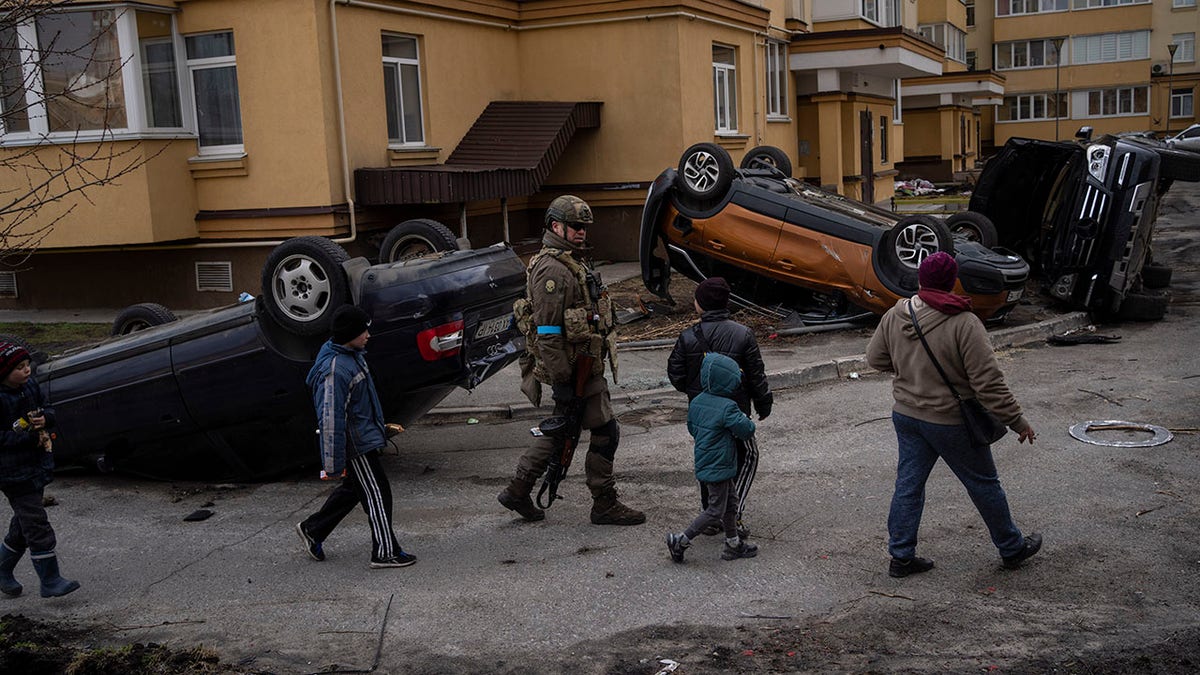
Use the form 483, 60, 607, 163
536, 325, 563, 335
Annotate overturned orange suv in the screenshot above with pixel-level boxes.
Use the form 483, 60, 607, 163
639, 143, 1029, 323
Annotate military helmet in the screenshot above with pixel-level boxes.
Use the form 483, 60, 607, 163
544, 195, 594, 230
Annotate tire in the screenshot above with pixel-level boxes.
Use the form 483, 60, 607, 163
945, 211, 999, 248
739, 145, 793, 177
1140, 263, 1172, 289
882, 216, 955, 272
261, 236, 351, 336
111, 302, 177, 336
674, 143, 734, 213
1155, 146, 1200, 182
1115, 289, 1169, 322
379, 219, 459, 263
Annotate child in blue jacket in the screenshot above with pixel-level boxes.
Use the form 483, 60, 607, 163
666, 352, 758, 563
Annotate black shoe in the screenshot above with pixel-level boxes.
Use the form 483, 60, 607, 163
888, 556, 934, 578
666, 533, 688, 563
295, 522, 324, 562
498, 489, 545, 522
1002, 532, 1042, 569
721, 540, 758, 561
370, 551, 417, 568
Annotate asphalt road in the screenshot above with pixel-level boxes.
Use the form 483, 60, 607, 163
5, 184, 1200, 673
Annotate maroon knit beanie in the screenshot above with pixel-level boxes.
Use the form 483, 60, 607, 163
918, 252, 958, 292
695, 277, 731, 311
0, 342, 30, 381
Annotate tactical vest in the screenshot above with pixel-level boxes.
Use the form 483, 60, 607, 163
513, 247, 618, 382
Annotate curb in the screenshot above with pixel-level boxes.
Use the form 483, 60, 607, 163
424, 311, 1090, 420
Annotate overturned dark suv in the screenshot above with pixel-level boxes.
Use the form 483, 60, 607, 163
968, 128, 1200, 320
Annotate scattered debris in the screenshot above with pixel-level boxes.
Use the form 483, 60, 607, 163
654, 659, 680, 674
737, 614, 793, 620
1049, 331, 1121, 345
183, 509, 214, 522
1079, 388, 1123, 406
466, 417, 479, 425
1068, 421, 1173, 448
893, 179, 943, 196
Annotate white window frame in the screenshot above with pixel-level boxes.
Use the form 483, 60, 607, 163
1078, 86, 1149, 118
765, 40, 788, 119
713, 44, 738, 134
140, 34, 186, 130
995, 39, 1062, 70
1, 6, 189, 145
1172, 33, 1195, 63
919, 23, 967, 63
1071, 31, 1149, 65
862, 0, 900, 26
1174, 0, 1196, 7
966, 0, 976, 27
1072, 0, 1149, 8
185, 31, 243, 157
1171, 88, 1194, 118
998, 92, 1067, 122
381, 33, 425, 147
996, 0, 1068, 16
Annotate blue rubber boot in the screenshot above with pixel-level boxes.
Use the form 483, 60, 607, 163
30, 551, 79, 598
0, 542, 23, 597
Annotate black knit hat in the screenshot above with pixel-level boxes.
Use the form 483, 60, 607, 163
331, 305, 371, 344
0, 342, 30, 381
695, 277, 731, 311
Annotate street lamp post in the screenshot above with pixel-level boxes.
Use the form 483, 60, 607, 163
1052, 37, 1065, 141
1167, 43, 1179, 137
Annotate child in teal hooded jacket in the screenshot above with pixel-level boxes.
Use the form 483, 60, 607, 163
666, 352, 758, 563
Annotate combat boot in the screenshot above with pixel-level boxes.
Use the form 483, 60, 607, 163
590, 489, 645, 526
498, 476, 545, 522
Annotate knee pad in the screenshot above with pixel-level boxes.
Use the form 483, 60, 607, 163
588, 418, 620, 461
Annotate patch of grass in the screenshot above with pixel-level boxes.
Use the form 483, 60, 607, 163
0, 322, 112, 357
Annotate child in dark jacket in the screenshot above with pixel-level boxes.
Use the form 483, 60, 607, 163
0, 342, 79, 598
666, 352, 758, 563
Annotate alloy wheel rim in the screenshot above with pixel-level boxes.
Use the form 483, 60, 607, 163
896, 223, 941, 269
682, 151, 721, 194
271, 254, 331, 322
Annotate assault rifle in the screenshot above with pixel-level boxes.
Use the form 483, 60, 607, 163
535, 352, 595, 509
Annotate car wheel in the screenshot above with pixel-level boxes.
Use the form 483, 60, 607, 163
739, 145, 793, 177
111, 302, 177, 336
379, 219, 460, 263
884, 216, 954, 271
674, 143, 734, 214
945, 211, 999, 248
1115, 289, 1169, 322
261, 236, 351, 335
1140, 263, 1172, 289
1155, 146, 1200, 182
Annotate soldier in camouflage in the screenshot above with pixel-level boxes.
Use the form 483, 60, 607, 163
498, 195, 646, 526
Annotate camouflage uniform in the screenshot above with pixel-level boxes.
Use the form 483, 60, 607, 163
498, 196, 645, 525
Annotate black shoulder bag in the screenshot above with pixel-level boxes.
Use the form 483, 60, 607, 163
907, 302, 1007, 446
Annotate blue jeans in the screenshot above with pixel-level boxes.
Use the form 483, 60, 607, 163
887, 412, 1025, 560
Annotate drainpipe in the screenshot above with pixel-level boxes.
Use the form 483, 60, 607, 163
328, 0, 357, 245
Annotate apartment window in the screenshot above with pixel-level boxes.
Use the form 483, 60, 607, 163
966, 0, 976, 27
1072, 0, 1148, 8
1171, 88, 1194, 118
1173, 34, 1195, 62
0, 272, 16, 298
966, 49, 978, 71
919, 24, 967, 63
997, 0, 1068, 16
995, 39, 1062, 70
1071, 31, 1148, 65
713, 44, 737, 133
1174, 0, 1197, 7
382, 34, 424, 146
879, 115, 888, 163
186, 32, 243, 154
765, 40, 788, 118
862, 0, 900, 26
1082, 86, 1148, 117
998, 92, 1067, 121
2, 8, 190, 143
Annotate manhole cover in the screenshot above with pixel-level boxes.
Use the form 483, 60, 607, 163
1068, 420, 1173, 448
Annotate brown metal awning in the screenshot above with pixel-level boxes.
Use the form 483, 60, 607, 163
355, 101, 601, 205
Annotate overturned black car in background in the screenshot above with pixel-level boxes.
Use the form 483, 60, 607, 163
965, 127, 1200, 321
22, 223, 525, 481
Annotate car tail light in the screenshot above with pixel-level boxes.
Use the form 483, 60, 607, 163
417, 320, 463, 361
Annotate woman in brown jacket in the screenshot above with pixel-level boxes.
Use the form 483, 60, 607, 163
866, 252, 1040, 578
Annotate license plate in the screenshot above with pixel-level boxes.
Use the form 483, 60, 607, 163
474, 313, 512, 340
1007, 289, 1023, 302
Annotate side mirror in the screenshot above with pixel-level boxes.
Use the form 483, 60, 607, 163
1075, 126, 1094, 142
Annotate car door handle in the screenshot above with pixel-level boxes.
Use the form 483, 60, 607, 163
776, 259, 795, 270
707, 239, 726, 251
